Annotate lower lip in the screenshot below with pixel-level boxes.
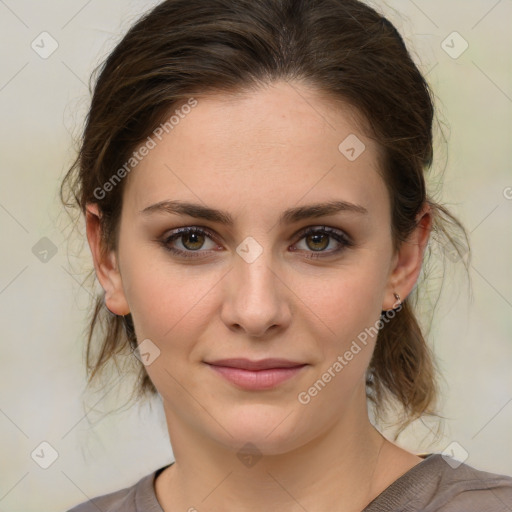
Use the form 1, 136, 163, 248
207, 364, 307, 390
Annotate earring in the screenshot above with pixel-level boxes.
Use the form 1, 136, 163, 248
381, 292, 402, 315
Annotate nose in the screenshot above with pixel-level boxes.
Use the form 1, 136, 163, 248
220, 248, 292, 338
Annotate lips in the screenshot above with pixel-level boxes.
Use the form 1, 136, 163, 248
205, 358, 306, 370
205, 358, 308, 390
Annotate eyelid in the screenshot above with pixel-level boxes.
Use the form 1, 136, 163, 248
162, 226, 221, 249
294, 225, 353, 244
163, 224, 350, 242
162, 225, 219, 244
160, 224, 353, 259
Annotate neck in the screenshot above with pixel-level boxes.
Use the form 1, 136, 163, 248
154, 394, 415, 512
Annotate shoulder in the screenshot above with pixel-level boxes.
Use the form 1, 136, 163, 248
65, 465, 168, 512
425, 455, 512, 512
65, 483, 137, 512
364, 453, 512, 512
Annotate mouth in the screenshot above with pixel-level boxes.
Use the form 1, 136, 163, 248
204, 358, 308, 390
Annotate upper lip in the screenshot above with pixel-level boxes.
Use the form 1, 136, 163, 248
205, 358, 307, 370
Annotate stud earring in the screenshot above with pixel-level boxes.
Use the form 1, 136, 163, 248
381, 292, 402, 315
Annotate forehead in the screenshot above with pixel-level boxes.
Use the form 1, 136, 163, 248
123, 81, 388, 221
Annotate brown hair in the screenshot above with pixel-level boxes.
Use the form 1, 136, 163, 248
60, 0, 469, 437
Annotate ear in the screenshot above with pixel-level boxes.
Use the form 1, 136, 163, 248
85, 203, 130, 316
382, 203, 432, 310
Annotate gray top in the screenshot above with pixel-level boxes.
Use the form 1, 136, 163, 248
66, 453, 512, 511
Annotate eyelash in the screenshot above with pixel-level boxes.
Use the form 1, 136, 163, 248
160, 226, 353, 260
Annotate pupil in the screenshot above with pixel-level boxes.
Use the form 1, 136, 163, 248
185, 233, 203, 249
309, 234, 327, 251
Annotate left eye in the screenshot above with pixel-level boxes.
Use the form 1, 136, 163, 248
160, 226, 352, 259
293, 226, 353, 259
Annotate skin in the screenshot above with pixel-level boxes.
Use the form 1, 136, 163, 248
86, 80, 432, 511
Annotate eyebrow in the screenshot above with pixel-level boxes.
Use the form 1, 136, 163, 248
140, 199, 368, 225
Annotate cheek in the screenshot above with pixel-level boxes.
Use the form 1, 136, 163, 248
302, 258, 388, 336
129, 270, 218, 341
119, 240, 218, 341
299, 266, 388, 402
123, 262, 219, 393
296, 261, 390, 393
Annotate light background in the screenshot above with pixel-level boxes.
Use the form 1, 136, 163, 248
0, 1, 511, 511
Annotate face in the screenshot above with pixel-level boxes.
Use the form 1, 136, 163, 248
87, 80, 428, 456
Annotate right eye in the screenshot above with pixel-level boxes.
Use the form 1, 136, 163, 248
160, 226, 220, 259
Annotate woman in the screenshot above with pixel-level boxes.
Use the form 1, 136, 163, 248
61, 0, 512, 510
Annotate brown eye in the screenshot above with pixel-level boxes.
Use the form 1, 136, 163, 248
181, 231, 206, 251
305, 232, 330, 252
293, 226, 353, 259
161, 227, 218, 259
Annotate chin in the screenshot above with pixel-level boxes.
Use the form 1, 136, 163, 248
209, 402, 309, 456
